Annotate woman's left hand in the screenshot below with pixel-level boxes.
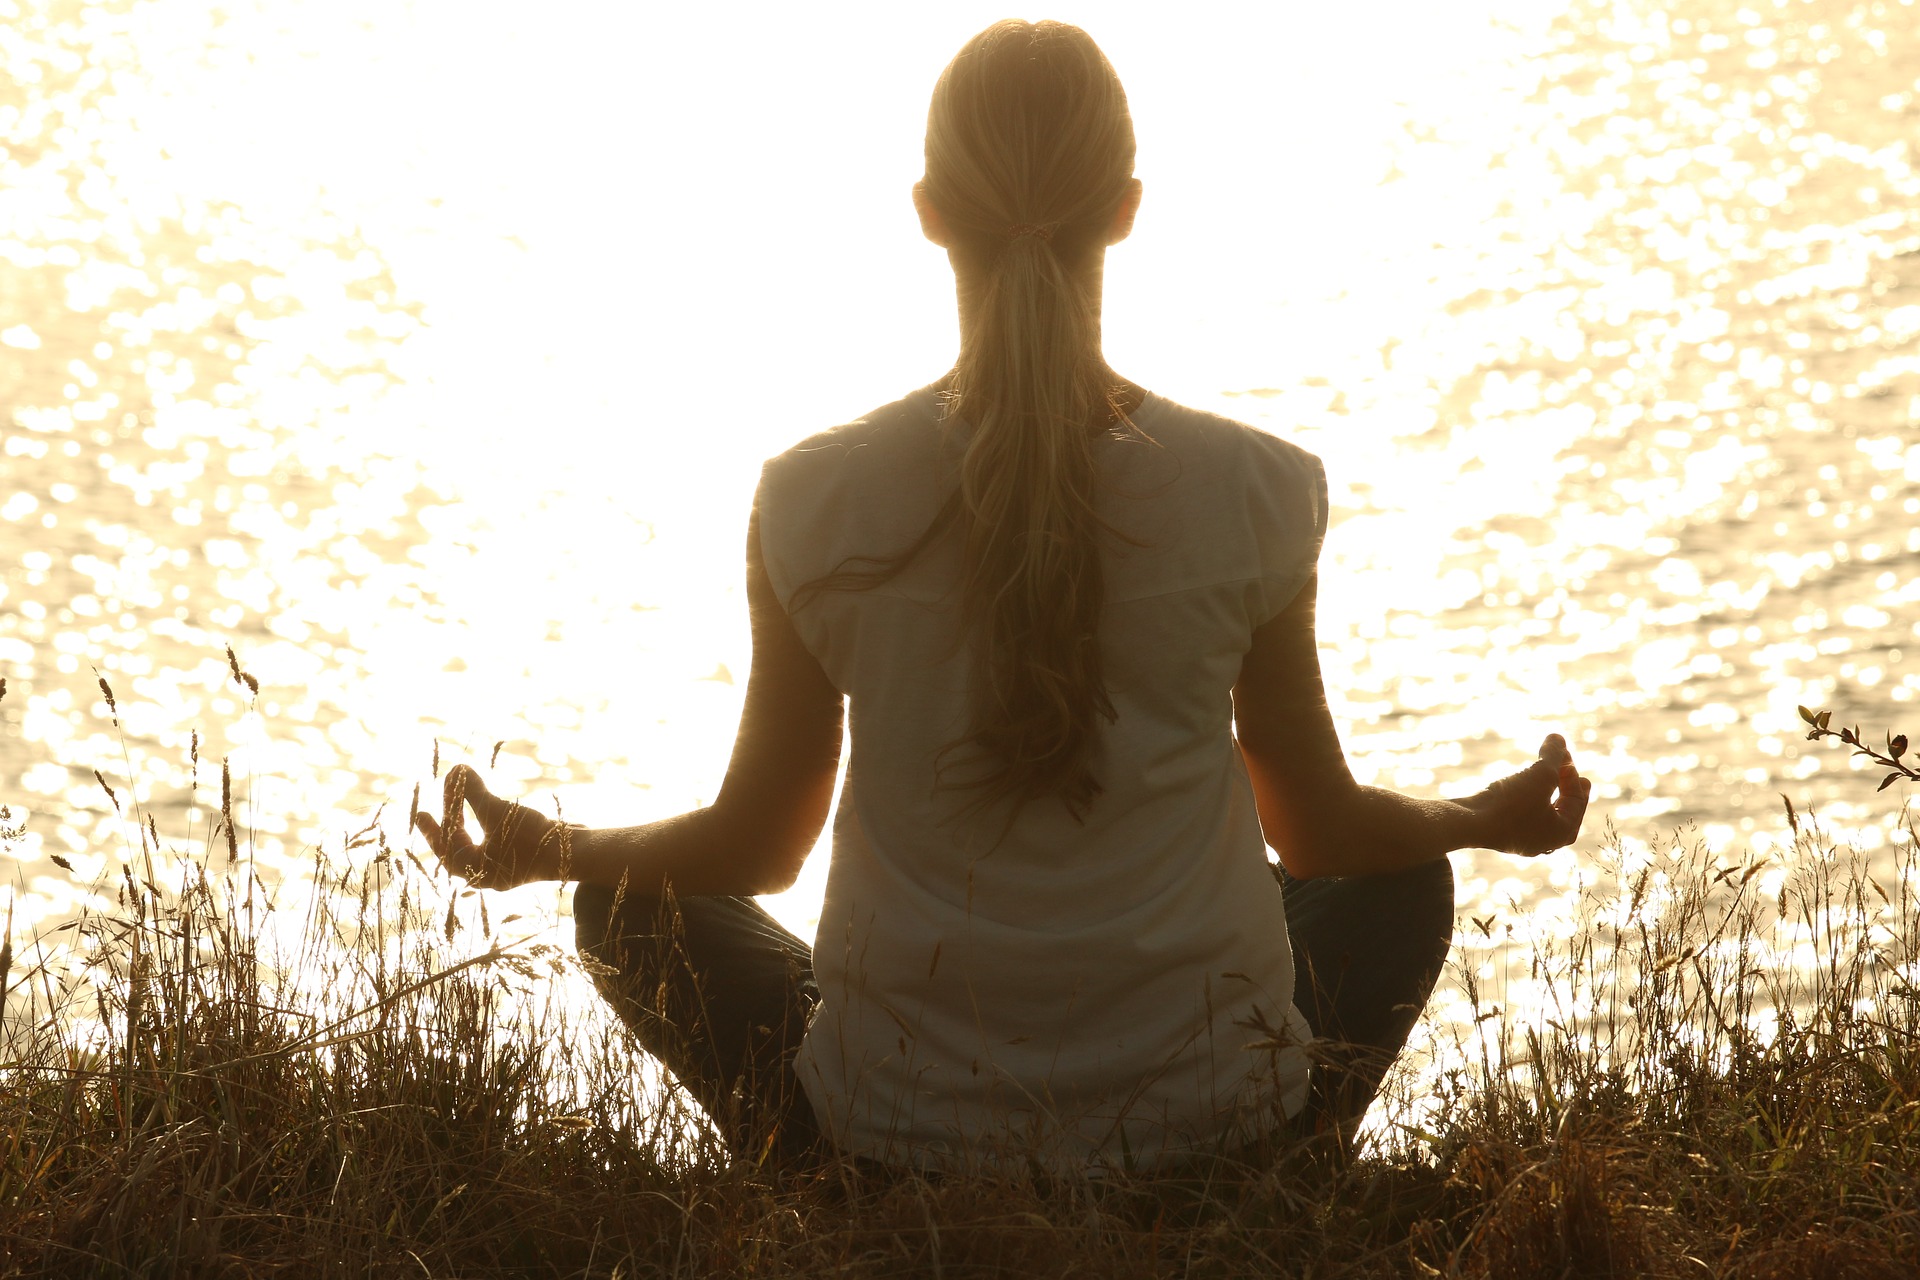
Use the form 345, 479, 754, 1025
413, 764, 563, 888
1460, 734, 1591, 857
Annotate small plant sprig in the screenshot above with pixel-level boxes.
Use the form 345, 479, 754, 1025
1799, 705, 1916, 792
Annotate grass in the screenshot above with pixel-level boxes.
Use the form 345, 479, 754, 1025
3, 701, 1919, 1277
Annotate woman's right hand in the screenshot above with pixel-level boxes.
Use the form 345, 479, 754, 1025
413, 764, 566, 888
1461, 734, 1591, 857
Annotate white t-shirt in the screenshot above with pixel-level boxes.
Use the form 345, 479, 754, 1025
755, 385, 1325, 1171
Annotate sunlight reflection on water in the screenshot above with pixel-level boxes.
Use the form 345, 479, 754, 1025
3, 0, 1918, 1024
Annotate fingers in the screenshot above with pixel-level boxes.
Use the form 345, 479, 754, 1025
1537, 734, 1571, 770
1554, 769, 1591, 828
442, 764, 474, 831
1514, 757, 1560, 798
1535, 735, 1582, 807
414, 810, 472, 854
444, 764, 513, 830
423, 765, 534, 887
1513, 733, 1590, 853
414, 811, 467, 871
1548, 732, 1591, 845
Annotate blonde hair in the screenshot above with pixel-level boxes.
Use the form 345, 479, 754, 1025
928, 20, 1139, 821
801, 20, 1140, 821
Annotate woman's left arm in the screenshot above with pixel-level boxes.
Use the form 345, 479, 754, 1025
414, 508, 845, 895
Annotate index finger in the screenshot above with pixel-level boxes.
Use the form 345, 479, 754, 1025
448, 764, 512, 824
442, 767, 467, 836
1554, 769, 1591, 840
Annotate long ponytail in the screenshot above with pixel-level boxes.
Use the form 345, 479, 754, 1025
797, 21, 1140, 822
924, 21, 1139, 821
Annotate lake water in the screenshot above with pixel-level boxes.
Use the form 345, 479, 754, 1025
4, 0, 1918, 985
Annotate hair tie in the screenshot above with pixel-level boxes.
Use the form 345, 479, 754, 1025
1004, 223, 1056, 242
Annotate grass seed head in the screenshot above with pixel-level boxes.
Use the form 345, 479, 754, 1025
221, 759, 237, 862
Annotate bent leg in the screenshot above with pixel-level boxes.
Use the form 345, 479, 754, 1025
1280, 857, 1455, 1152
572, 882, 822, 1166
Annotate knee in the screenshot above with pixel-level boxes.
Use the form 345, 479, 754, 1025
572, 883, 617, 956
1405, 858, 1457, 968
1413, 855, 1451, 936
1408, 855, 1455, 907
1370, 857, 1456, 918
571, 883, 670, 962
1370, 859, 1456, 970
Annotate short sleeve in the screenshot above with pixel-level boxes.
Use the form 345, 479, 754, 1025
753, 453, 805, 613
754, 424, 868, 615
750, 400, 955, 691
1242, 431, 1328, 626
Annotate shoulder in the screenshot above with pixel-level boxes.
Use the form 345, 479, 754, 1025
754, 387, 951, 592
1134, 393, 1326, 497
760, 386, 945, 491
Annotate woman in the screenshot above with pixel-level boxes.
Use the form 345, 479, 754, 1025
416, 19, 1589, 1174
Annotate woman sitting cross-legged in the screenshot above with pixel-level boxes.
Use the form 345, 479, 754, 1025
415, 18, 1590, 1176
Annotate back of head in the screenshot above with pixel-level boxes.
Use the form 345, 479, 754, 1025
923, 21, 1139, 822
923, 21, 1137, 278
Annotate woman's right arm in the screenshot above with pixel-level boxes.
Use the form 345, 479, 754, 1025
414, 510, 844, 897
1232, 571, 1589, 879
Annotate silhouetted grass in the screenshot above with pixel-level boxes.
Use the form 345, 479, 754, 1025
3, 702, 1917, 1277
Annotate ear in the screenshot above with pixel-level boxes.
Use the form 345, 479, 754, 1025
913, 179, 954, 247
1106, 178, 1143, 246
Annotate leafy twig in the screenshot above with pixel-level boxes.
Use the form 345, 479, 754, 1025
1798, 706, 1916, 792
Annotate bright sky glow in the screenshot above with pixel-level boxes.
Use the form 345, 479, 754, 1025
3, 0, 1918, 973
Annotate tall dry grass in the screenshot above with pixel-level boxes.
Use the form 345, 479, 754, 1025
2, 692, 1917, 1277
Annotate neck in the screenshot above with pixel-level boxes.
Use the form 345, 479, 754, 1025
946, 249, 1143, 416
950, 245, 1107, 333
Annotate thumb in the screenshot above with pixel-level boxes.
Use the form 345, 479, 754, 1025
1514, 757, 1559, 798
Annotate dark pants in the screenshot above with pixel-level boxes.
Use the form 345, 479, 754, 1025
572, 857, 1454, 1169
1276, 857, 1456, 1154
572, 884, 825, 1168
